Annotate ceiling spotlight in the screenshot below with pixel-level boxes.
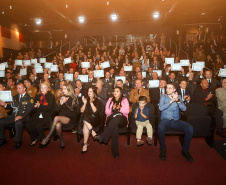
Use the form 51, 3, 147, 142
153, 11, 159, 19
66, 4, 68, 8
78, 16, 85, 23
10, 6, 12, 9
111, 13, 118, 21
35, 18, 42, 25
2, 11, 4, 15
107, 1, 109, 5
201, 13, 205, 15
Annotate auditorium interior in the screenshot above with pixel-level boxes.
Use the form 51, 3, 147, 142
0, 0, 226, 185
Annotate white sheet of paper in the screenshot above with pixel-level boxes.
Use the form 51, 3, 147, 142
81, 62, 90, 68
0, 64, 5, 70
115, 76, 126, 83
31, 59, 38, 64
142, 72, 146, 78
101, 61, 110, 69
34, 63, 41, 68
218, 69, 226, 77
149, 80, 160, 88
165, 58, 174, 65
0, 70, 5, 77
78, 75, 88, 83
64, 73, 73, 81
180, 60, 190, 66
64, 57, 72, 64
39, 58, 46, 63
20, 68, 27, 76
50, 65, 58, 72
94, 70, 104, 78
192, 63, 203, 71
35, 67, 44, 73
0, 91, 12, 102
196, 61, 205, 68
2, 62, 8, 68
124, 66, 133, 72
15, 60, 22, 66
45, 62, 53, 69
23, 60, 31, 66
153, 70, 162, 76
171, 63, 182, 71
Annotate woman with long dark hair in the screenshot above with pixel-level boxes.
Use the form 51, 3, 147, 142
80, 86, 103, 154
39, 83, 78, 149
95, 86, 129, 158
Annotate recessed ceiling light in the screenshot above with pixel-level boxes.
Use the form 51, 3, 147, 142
201, 13, 205, 15
2, 11, 4, 15
66, 4, 68, 8
78, 16, 85, 23
35, 19, 42, 25
107, 1, 109, 5
111, 13, 118, 21
10, 6, 12, 9
153, 12, 159, 19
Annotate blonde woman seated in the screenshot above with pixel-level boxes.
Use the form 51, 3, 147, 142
39, 83, 78, 149
27, 82, 55, 146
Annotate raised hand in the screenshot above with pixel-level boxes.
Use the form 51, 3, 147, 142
82, 96, 87, 104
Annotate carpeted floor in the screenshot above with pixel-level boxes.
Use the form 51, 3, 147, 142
214, 140, 226, 160
0, 131, 226, 185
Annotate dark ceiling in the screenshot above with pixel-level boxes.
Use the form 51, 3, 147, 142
0, 0, 226, 32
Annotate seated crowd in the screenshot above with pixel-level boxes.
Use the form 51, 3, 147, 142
0, 38, 226, 161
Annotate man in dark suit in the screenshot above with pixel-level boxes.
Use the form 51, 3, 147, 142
193, 79, 225, 138
54, 72, 64, 91
96, 80, 108, 107
204, 70, 220, 92
0, 83, 34, 149
85, 70, 97, 89
176, 79, 192, 104
150, 79, 167, 115
167, 72, 179, 88
150, 56, 161, 70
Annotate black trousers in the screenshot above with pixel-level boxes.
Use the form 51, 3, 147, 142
215, 108, 223, 132
0, 115, 29, 142
101, 115, 127, 155
27, 114, 52, 142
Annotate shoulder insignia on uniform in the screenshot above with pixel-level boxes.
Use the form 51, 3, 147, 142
30, 99, 34, 103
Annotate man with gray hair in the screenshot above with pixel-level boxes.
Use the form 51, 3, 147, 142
96, 79, 108, 107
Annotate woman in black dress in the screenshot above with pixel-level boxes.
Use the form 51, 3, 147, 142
80, 86, 103, 154
27, 81, 55, 146
39, 83, 78, 149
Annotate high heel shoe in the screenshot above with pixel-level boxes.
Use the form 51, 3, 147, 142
81, 143, 88, 154
60, 139, 65, 149
30, 138, 39, 147
39, 137, 50, 148
90, 128, 97, 139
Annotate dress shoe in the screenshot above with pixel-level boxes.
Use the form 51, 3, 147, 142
94, 135, 103, 143
81, 143, 88, 154
30, 138, 39, 147
159, 149, 166, 160
39, 138, 50, 148
112, 153, 119, 159
14, 142, 22, 149
0, 139, 7, 147
60, 139, 65, 149
216, 131, 226, 138
181, 151, 194, 162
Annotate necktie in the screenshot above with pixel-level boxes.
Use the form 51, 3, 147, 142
19, 95, 22, 103
138, 89, 140, 95
182, 90, 185, 98
160, 89, 163, 95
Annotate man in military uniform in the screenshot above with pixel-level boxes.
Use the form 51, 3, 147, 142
85, 70, 97, 89
24, 78, 37, 98
0, 82, 34, 149
5, 77, 18, 96
0, 83, 8, 119
103, 72, 114, 91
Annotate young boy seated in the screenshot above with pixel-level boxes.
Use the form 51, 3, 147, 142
134, 96, 153, 146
